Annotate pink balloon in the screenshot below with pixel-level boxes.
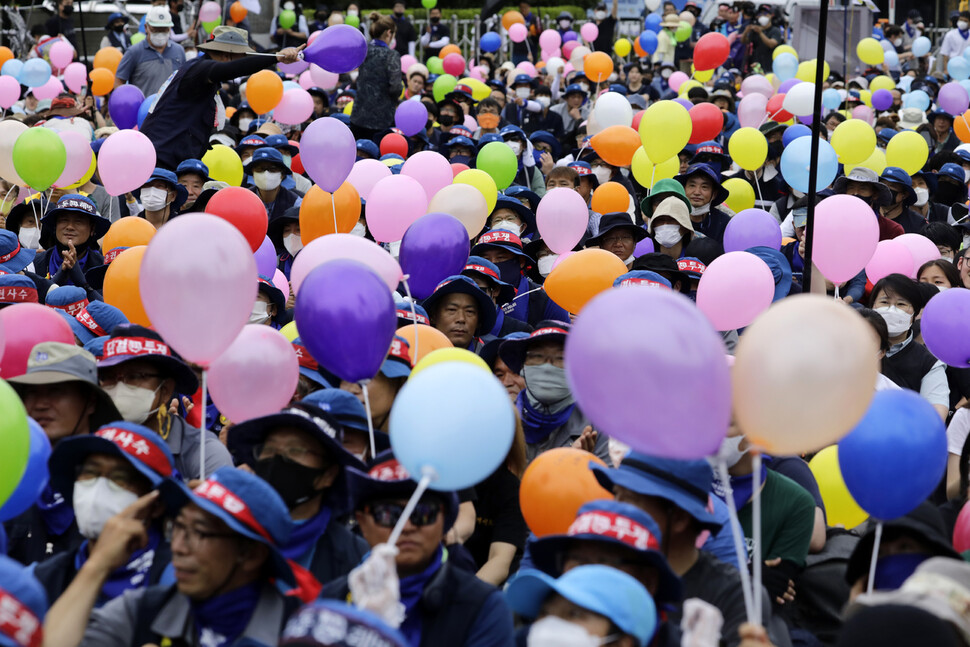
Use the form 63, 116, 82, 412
274, 88, 314, 125
48, 40, 74, 70
580, 22, 599, 43
468, 66, 484, 82
97, 130, 157, 196
442, 53, 466, 76
198, 0, 220, 22
31, 77, 62, 101
516, 62, 537, 78
696, 251, 775, 330
866, 239, 915, 283
541, 48, 561, 62
737, 93, 768, 128
208, 325, 298, 423
63, 62, 86, 94
537, 187, 588, 254
0, 303, 74, 378
400, 54, 417, 73
668, 71, 689, 93
308, 30, 322, 45
852, 104, 873, 124
563, 41, 579, 59
298, 70, 314, 90
563, 62, 575, 76
509, 23, 528, 43
365, 175, 428, 243
552, 251, 573, 270
290, 233, 403, 294
539, 29, 562, 52
400, 150, 453, 202
139, 214, 257, 366
813, 194, 880, 283
463, 114, 478, 131
309, 63, 338, 90
272, 268, 290, 298
0, 76, 19, 110
897, 233, 942, 276
54, 131, 93, 188
346, 159, 392, 202
740, 75, 774, 99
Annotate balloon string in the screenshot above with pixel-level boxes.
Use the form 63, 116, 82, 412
649, 164, 657, 192
866, 521, 883, 594
360, 379, 377, 460
716, 458, 757, 624
330, 190, 338, 236
834, 284, 840, 301
752, 451, 763, 626
200, 368, 208, 481
512, 286, 543, 301
386, 468, 437, 547
401, 278, 419, 363
754, 175, 764, 209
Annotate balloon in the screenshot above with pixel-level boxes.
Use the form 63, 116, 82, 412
0, 76, 19, 110
808, 446, 868, 529
0, 59, 21, 79
734, 295, 878, 454
49, 40, 74, 69
639, 101, 691, 164
205, 187, 268, 252
502, 10, 525, 30
728, 127, 767, 171
579, 21, 600, 43
687, 103, 723, 144
253, 236, 277, 278
475, 141, 517, 190
301, 117, 355, 192
781, 82, 815, 117
638, 30, 658, 55
88, 68, 115, 96
592, 181, 633, 216
399, 212, 470, 299
399, 325, 452, 367
950, 56, 970, 82
954, 501, 970, 553
431, 73, 457, 102
454, 168, 498, 214
299, 183, 361, 242
198, 0, 220, 21
97, 130, 156, 196
480, 32, 501, 53
394, 99, 428, 137
0, 380, 29, 510
865, 239, 915, 283
410, 348, 489, 379
590, 125, 640, 167
939, 81, 970, 116
136, 93, 157, 129
303, 24, 368, 73
779, 137, 839, 194
379, 133, 408, 158
830, 119, 876, 165
765, 93, 792, 122
772, 52, 798, 81
140, 214, 257, 366
737, 93, 768, 129
856, 37, 884, 65
18, 58, 50, 88
895, 233, 941, 277
309, 63, 338, 89
30, 76, 62, 101
519, 448, 611, 537
822, 88, 842, 110
345, 159, 391, 205
870, 73, 895, 92
201, 144, 244, 187
0, 47, 12, 68
245, 69, 283, 115
722, 177, 755, 213
566, 287, 730, 458
12, 127, 65, 191
740, 74, 773, 99
667, 70, 689, 92
885, 130, 928, 176
722, 209, 782, 253
0, 303, 74, 377
291, 234, 402, 295
545, 249, 628, 314
107, 84, 145, 131
272, 87, 313, 125
208, 325, 299, 423
796, 58, 829, 82
696, 251, 775, 330
364, 174, 428, 243
103, 247, 151, 325
594, 92, 634, 129
537, 188, 588, 255
693, 32, 729, 71
441, 52, 465, 76
427, 183, 488, 239
427, 56, 444, 76
920, 287, 970, 367
630, 147, 679, 189
809, 194, 879, 283
230, 1, 248, 22
839, 390, 946, 520
613, 38, 631, 57
912, 36, 931, 57
584, 51, 613, 83
103, 213, 156, 253
0, 418, 51, 521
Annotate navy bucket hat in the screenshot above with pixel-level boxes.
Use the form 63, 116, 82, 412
421, 275, 497, 337
498, 320, 570, 374
674, 163, 730, 208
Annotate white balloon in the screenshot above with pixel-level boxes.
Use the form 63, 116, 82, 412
644, 0, 661, 10
593, 91, 634, 129
569, 45, 591, 71
782, 82, 816, 117
546, 56, 565, 77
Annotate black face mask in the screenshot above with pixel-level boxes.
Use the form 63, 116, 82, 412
62, 5, 74, 14
430, 16, 440, 23
935, 182, 965, 206
394, 10, 404, 17
438, 113, 456, 127
254, 455, 328, 509
112, 24, 125, 32
767, 141, 783, 160
494, 258, 522, 286
449, 154, 471, 166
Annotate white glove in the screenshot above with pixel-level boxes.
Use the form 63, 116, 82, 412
348, 543, 405, 628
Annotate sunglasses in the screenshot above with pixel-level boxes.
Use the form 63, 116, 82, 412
367, 501, 442, 528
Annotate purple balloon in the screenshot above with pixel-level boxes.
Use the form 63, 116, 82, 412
563, 30, 578, 42
301, 116, 355, 191
108, 84, 146, 130
777, 78, 801, 94
722, 208, 783, 253
395, 100, 429, 137
254, 235, 277, 278
871, 88, 894, 111
399, 212, 470, 299
303, 24, 368, 74
798, 114, 815, 126
674, 97, 693, 110
938, 81, 970, 116
921, 288, 970, 366
633, 237, 655, 257
295, 258, 397, 383
278, 59, 309, 75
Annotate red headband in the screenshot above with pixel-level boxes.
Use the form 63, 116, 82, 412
75, 307, 107, 336
95, 427, 173, 477
103, 336, 171, 360
194, 479, 273, 543
568, 510, 661, 551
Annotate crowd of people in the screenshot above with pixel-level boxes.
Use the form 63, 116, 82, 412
4, 1, 970, 647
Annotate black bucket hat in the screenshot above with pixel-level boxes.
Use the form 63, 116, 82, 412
631, 253, 692, 294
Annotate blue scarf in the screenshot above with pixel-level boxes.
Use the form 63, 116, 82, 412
47, 244, 91, 283
36, 485, 74, 536
371, 39, 388, 47
517, 391, 576, 444
398, 546, 444, 647
712, 462, 768, 512
962, 29, 970, 40
281, 506, 331, 565
190, 582, 261, 647
75, 527, 160, 604
489, 308, 505, 337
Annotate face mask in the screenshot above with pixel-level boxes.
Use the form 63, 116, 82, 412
438, 114, 456, 128
394, 10, 404, 17
516, 87, 531, 100
538, 254, 558, 277
937, 284, 950, 292
559, 19, 571, 28
492, 219, 523, 235
757, 15, 770, 26
528, 616, 611, 647
960, 20, 969, 30
450, 154, 471, 166
579, 82, 590, 93
148, 30, 170, 47
874, 305, 913, 337
654, 224, 683, 248
254, 455, 326, 509
873, 553, 929, 591
73, 477, 138, 540
347, 9, 358, 16
507, 141, 523, 156
661, 69, 672, 79
536, 96, 551, 109
893, 37, 903, 46
283, 232, 303, 256
964, 169, 970, 183
250, 300, 270, 324
914, 187, 929, 206
691, 202, 711, 216
595, 10, 607, 20
494, 258, 522, 286
141, 186, 170, 212
767, 141, 783, 159
430, 16, 440, 23
103, 382, 161, 423
522, 364, 572, 406
238, 117, 253, 131
718, 434, 748, 467
112, 24, 125, 32
478, 113, 500, 129
18, 227, 40, 250
351, 221, 366, 237
254, 170, 283, 191
592, 166, 612, 185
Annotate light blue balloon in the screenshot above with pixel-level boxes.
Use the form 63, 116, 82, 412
772, 52, 798, 82
902, 89, 931, 111
912, 36, 931, 57
822, 88, 842, 110
884, 49, 899, 68
282, 80, 301, 93
950, 56, 970, 81
961, 80, 970, 96
18, 58, 51, 88
897, 75, 914, 92
964, 45, 970, 61
1, 59, 22, 79
389, 362, 515, 491
780, 136, 838, 193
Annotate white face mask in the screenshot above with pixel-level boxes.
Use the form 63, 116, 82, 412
959, 20, 969, 30
691, 202, 711, 216
254, 170, 283, 191
579, 82, 590, 93
964, 168, 970, 183
73, 477, 138, 540
538, 254, 558, 277
238, 117, 253, 131
507, 141, 523, 156
594, 10, 607, 20
914, 187, 929, 206
757, 15, 770, 26
18, 227, 40, 250
281, 154, 292, 169
536, 96, 551, 109
654, 223, 683, 248
351, 221, 367, 237
893, 37, 903, 47
241, 155, 253, 166
528, 616, 613, 647
283, 232, 303, 256
141, 186, 171, 212
874, 305, 913, 337
942, 254, 954, 263
592, 166, 612, 185
717, 434, 748, 467
102, 382, 161, 423
661, 69, 672, 79
349, 70, 359, 82
148, 30, 170, 47
559, 19, 571, 28
515, 87, 531, 100
492, 219, 523, 235
250, 300, 270, 324
347, 9, 358, 16
937, 285, 950, 292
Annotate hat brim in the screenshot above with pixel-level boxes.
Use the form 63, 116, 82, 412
227, 410, 363, 471
346, 467, 458, 531
243, 159, 291, 176
586, 222, 648, 248
462, 268, 516, 305
7, 371, 121, 423
97, 354, 199, 395
492, 198, 538, 239
883, 180, 918, 207
844, 518, 960, 586
421, 281, 498, 337
0, 246, 35, 274
41, 208, 111, 240
299, 366, 333, 389
469, 240, 536, 267
198, 41, 254, 54
49, 435, 166, 502
498, 331, 567, 375
833, 176, 893, 206
378, 358, 411, 379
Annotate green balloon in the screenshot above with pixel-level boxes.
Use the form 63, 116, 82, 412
345, 13, 360, 27
13, 127, 65, 191
131, 32, 145, 44
674, 21, 692, 42
0, 380, 30, 511
421, 0, 436, 8
427, 56, 444, 76
433, 73, 457, 102
476, 141, 517, 190
279, 9, 296, 29
203, 18, 221, 34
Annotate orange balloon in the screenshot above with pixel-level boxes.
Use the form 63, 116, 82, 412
102, 217, 156, 255
439, 44, 461, 59
246, 69, 284, 115
89, 68, 115, 96
502, 10, 525, 30
584, 51, 614, 83
956, 110, 970, 143
633, 38, 647, 58
103, 246, 151, 326
544, 248, 629, 314
0, 47, 12, 68
395, 324, 452, 366
590, 125, 640, 167
300, 182, 362, 243
92, 47, 122, 74
591, 181, 630, 215
520, 448, 611, 537
225, 106, 237, 119
229, 1, 248, 23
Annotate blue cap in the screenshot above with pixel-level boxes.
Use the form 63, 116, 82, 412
499, 320, 569, 374
236, 134, 266, 152
939, 162, 967, 187
563, 83, 588, 97
745, 246, 792, 302
301, 389, 392, 454
67, 301, 129, 344
478, 132, 503, 148
529, 130, 561, 159
470, 229, 535, 265
145, 167, 180, 190
244, 147, 291, 175
0, 230, 35, 274
263, 133, 299, 157
43, 285, 87, 316
82, 335, 108, 360
394, 297, 430, 326
330, 113, 352, 125
0, 555, 47, 647
676, 257, 706, 281
106, 11, 125, 26
568, 160, 599, 188
500, 124, 527, 141
609, 83, 628, 94
955, 149, 970, 164
379, 335, 412, 379
506, 565, 657, 647
175, 158, 210, 180
420, 275, 497, 337
356, 139, 380, 159
462, 255, 516, 305
281, 600, 409, 647
512, 73, 534, 87
0, 274, 38, 305
444, 135, 475, 151
291, 335, 333, 389
613, 270, 672, 290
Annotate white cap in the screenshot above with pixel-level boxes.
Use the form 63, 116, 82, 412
146, 6, 174, 27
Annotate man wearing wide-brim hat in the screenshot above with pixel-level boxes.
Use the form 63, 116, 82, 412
141, 25, 304, 170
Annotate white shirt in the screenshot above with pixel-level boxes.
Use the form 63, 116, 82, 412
948, 407, 970, 455
940, 28, 970, 59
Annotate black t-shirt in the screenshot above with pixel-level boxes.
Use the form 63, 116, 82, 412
392, 15, 416, 56
592, 16, 616, 52
45, 15, 77, 47
465, 468, 528, 580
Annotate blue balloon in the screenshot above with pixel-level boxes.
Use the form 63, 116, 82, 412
480, 32, 501, 53
772, 52, 798, 82
782, 124, 811, 146
390, 362, 515, 491
0, 419, 51, 522
1, 59, 22, 79
897, 75, 914, 92
902, 89, 931, 111
17, 58, 50, 88
644, 14, 662, 33
872, 26, 883, 40
950, 56, 970, 81
780, 136, 838, 193
282, 80, 301, 93
884, 49, 899, 68
912, 36, 931, 57
838, 390, 947, 520
639, 31, 658, 55
137, 93, 158, 129
961, 80, 970, 97
822, 88, 842, 111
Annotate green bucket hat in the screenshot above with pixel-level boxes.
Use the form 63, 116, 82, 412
639, 178, 692, 221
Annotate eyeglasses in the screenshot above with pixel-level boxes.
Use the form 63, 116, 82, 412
99, 372, 164, 388
366, 501, 442, 528
75, 464, 138, 491
524, 351, 565, 368
601, 233, 635, 246
254, 443, 325, 463
165, 519, 237, 549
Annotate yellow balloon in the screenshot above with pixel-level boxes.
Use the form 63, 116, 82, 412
722, 177, 755, 213
454, 168, 498, 213
280, 320, 299, 342
856, 37, 884, 65
630, 147, 679, 188
411, 348, 490, 378
765, 73, 780, 90
728, 127, 768, 171
844, 147, 886, 176
869, 75, 895, 92
343, 100, 354, 115
886, 130, 929, 175
201, 144, 244, 187
831, 119, 876, 165
458, 77, 490, 101
613, 38, 632, 57
772, 44, 798, 60
639, 100, 691, 163
808, 446, 869, 528
61, 151, 96, 190
678, 79, 701, 97
859, 89, 872, 107
796, 59, 830, 82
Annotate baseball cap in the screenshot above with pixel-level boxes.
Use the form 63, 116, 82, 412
146, 5, 174, 27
